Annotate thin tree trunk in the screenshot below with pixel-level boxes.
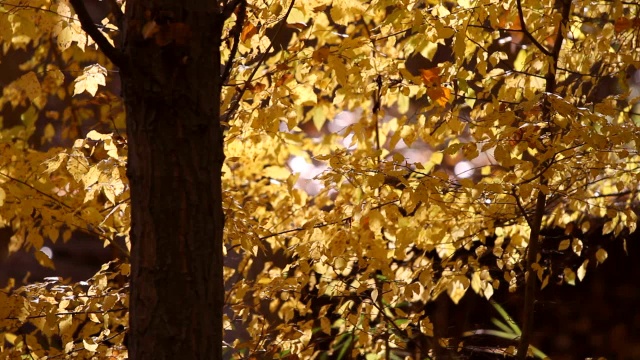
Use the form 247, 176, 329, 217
516, 0, 571, 358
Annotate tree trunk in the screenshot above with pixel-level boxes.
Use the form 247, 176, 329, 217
122, 1, 224, 359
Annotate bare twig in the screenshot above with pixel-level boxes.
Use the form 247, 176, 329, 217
221, 0, 246, 84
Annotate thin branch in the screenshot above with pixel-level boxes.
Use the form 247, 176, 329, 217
511, 187, 533, 228
68, 0, 127, 69
221, 0, 246, 84
0, 171, 71, 210
0, 171, 130, 258
223, 0, 296, 123
259, 200, 398, 241
515, 0, 553, 57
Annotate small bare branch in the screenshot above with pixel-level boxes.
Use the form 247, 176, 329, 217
221, 0, 246, 84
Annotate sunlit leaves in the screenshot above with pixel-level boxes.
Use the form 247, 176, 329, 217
330, 0, 366, 26
73, 64, 107, 96
2, 0, 640, 358
0, 266, 129, 359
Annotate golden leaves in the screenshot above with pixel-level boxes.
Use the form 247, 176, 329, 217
330, 0, 366, 26
0, 266, 129, 359
2, 0, 640, 358
73, 64, 107, 97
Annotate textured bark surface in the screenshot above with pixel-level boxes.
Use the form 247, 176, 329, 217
122, 1, 224, 359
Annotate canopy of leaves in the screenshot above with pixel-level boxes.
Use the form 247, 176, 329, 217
1, 0, 639, 358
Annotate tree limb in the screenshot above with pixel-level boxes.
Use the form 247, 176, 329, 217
68, 0, 127, 70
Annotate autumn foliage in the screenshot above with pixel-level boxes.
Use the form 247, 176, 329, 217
1, 0, 639, 358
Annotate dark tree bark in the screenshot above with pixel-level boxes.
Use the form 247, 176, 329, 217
122, 2, 225, 360
69, 0, 236, 358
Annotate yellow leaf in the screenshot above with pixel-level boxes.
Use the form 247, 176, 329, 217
541, 275, 549, 290
82, 166, 101, 188
429, 152, 444, 165
514, 49, 528, 71
602, 220, 616, 235
420, 318, 434, 337
35, 250, 55, 269
563, 268, 575, 285
320, 316, 331, 335
286, 7, 307, 24
73, 64, 107, 96
367, 209, 384, 233
67, 152, 90, 182
330, 0, 366, 26
370, 288, 378, 303
572, 238, 583, 256
447, 277, 469, 304
0, 187, 5, 206
558, 239, 570, 251
14, 71, 42, 105
595, 248, 608, 264
42, 123, 55, 143
83, 338, 99, 352
577, 260, 588, 281
43, 153, 68, 174
484, 284, 494, 300
290, 84, 317, 106
263, 166, 291, 180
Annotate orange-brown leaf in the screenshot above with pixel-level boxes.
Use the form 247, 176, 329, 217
241, 23, 257, 42
419, 67, 441, 85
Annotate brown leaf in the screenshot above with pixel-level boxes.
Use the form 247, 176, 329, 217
241, 23, 257, 42
615, 17, 632, 33
312, 47, 331, 63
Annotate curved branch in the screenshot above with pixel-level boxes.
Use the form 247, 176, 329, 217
68, 0, 127, 69
516, 0, 553, 57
